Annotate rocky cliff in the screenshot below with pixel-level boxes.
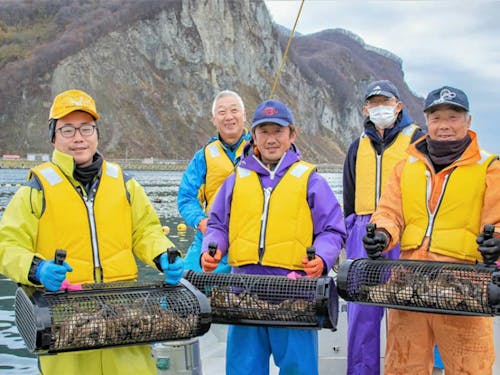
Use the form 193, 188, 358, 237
0, 0, 425, 163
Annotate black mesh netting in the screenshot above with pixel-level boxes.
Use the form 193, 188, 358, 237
337, 258, 500, 316
183, 271, 338, 329
15, 280, 210, 354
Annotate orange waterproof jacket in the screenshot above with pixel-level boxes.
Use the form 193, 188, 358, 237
371, 130, 500, 261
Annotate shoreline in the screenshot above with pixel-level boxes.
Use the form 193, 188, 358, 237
0, 159, 343, 173
0, 159, 189, 171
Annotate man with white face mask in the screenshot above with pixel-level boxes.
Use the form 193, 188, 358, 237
342, 80, 424, 375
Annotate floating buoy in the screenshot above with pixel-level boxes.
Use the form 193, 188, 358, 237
162, 226, 170, 235
177, 223, 187, 232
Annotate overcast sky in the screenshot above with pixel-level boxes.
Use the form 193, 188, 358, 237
265, 0, 500, 153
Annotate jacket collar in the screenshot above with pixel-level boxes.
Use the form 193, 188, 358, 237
51, 149, 102, 186
51, 149, 77, 179
239, 142, 301, 177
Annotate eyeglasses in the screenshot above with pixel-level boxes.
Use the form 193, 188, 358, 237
56, 124, 96, 138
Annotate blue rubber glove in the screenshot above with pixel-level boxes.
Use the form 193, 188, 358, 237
160, 253, 184, 285
35, 260, 73, 291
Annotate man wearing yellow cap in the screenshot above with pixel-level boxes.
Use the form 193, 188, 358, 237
0, 89, 184, 374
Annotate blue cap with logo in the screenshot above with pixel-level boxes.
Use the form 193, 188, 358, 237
252, 99, 294, 128
423, 86, 469, 112
364, 80, 400, 100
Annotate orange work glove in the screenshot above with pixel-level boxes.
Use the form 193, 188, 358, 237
201, 249, 222, 273
198, 218, 208, 235
301, 255, 324, 278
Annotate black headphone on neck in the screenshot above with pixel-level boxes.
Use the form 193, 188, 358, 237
48, 119, 57, 142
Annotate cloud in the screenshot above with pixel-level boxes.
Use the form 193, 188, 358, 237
265, 1, 500, 152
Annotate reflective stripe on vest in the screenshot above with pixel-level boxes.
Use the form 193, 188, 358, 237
355, 124, 418, 214
228, 161, 315, 269
33, 161, 136, 283
400, 149, 497, 262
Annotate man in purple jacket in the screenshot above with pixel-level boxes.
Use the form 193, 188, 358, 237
200, 99, 346, 375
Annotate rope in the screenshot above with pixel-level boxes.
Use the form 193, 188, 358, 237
269, 0, 305, 99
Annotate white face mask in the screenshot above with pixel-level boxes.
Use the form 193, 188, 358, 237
368, 105, 397, 129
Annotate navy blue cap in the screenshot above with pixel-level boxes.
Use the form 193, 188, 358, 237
364, 80, 400, 100
424, 86, 469, 112
251, 99, 294, 128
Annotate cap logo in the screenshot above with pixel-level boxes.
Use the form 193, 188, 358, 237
69, 97, 84, 107
261, 106, 278, 116
440, 88, 456, 100
369, 85, 383, 96
433, 88, 456, 105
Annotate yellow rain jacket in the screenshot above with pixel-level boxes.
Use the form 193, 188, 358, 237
0, 149, 174, 375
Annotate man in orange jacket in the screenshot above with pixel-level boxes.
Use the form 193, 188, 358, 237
363, 86, 500, 374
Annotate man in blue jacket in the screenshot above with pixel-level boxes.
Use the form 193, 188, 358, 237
342, 80, 424, 375
177, 90, 251, 272
200, 99, 346, 375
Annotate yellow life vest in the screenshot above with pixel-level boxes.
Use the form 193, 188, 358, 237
355, 124, 419, 214
228, 161, 315, 269
400, 150, 497, 262
204, 139, 246, 213
32, 161, 136, 283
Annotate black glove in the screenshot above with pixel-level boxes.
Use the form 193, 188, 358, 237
362, 229, 388, 259
477, 232, 500, 265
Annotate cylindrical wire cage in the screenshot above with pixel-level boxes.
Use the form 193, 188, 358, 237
15, 279, 211, 354
337, 258, 500, 316
183, 271, 338, 329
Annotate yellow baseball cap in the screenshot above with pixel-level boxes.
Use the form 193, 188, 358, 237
49, 89, 100, 120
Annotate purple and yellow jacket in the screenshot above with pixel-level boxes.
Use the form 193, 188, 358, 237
202, 142, 346, 276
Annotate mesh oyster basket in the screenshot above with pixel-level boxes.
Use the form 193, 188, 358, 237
15, 279, 211, 354
337, 258, 500, 316
183, 271, 338, 329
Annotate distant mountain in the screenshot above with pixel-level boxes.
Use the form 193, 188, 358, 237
0, 0, 424, 163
